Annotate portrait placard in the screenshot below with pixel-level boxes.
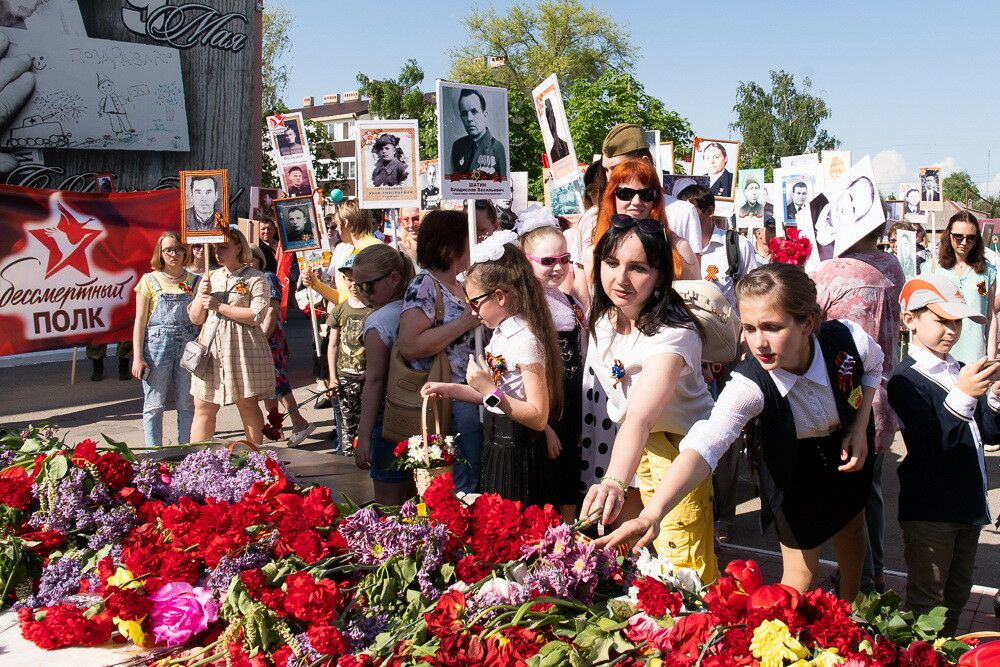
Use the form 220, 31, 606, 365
419, 160, 442, 211
93, 172, 116, 194
780, 153, 820, 169
918, 166, 944, 212
273, 196, 320, 252
735, 168, 765, 229
691, 137, 740, 201
819, 155, 885, 257
763, 183, 781, 226
775, 166, 819, 226
896, 229, 917, 279
179, 169, 228, 244
355, 119, 420, 209
531, 74, 579, 187
645, 130, 661, 176
884, 200, 904, 222
267, 112, 309, 159
279, 160, 316, 198
822, 150, 852, 187
437, 80, 512, 200
543, 167, 582, 215
658, 142, 675, 176
899, 182, 922, 216
250, 186, 280, 219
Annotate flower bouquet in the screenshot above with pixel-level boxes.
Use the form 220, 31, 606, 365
393, 394, 458, 496
769, 226, 812, 266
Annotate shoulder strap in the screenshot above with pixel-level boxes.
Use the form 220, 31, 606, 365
146, 273, 163, 293
725, 229, 741, 280
432, 277, 445, 326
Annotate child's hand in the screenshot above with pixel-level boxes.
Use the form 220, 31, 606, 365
421, 382, 450, 400
992, 382, 1000, 397
465, 354, 493, 394
545, 428, 562, 460
957, 357, 996, 398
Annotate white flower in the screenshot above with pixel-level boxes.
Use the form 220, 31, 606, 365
634, 548, 703, 593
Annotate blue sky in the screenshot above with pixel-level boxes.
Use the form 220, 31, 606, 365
282, 0, 1000, 196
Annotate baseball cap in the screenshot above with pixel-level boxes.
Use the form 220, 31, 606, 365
601, 124, 647, 158
899, 275, 986, 323
338, 254, 355, 273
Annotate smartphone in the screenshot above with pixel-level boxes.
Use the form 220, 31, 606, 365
140, 366, 150, 381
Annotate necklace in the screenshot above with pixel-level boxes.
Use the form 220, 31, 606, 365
157, 269, 187, 283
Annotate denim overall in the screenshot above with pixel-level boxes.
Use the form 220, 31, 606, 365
142, 273, 199, 445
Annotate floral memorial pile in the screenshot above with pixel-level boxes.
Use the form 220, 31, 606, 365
1, 424, 995, 666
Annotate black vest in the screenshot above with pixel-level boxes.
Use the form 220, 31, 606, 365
736, 320, 876, 515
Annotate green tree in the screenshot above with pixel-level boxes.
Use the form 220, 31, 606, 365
942, 170, 981, 203
730, 70, 839, 169
357, 59, 437, 159
261, 6, 293, 113
566, 70, 693, 169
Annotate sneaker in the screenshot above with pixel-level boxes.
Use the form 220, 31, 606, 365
288, 423, 316, 447
316, 397, 332, 409
985, 444, 1000, 452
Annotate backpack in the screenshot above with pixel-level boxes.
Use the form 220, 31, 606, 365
725, 228, 741, 280
673, 280, 741, 364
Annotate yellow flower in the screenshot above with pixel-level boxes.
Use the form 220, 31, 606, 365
811, 649, 845, 666
107, 567, 141, 590
750, 619, 809, 667
115, 617, 150, 646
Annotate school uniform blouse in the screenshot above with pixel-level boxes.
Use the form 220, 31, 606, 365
681, 319, 884, 470
486, 314, 544, 402
591, 314, 714, 435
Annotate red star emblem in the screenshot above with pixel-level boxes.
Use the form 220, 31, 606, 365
268, 113, 286, 129
29, 201, 102, 278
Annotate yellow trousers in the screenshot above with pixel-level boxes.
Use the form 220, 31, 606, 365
635, 431, 718, 582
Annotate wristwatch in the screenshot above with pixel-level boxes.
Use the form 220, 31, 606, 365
483, 387, 503, 410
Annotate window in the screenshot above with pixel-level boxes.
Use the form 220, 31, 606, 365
323, 120, 357, 142
324, 158, 356, 181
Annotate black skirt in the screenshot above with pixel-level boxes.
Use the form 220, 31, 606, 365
762, 432, 874, 550
480, 410, 547, 507
547, 328, 584, 506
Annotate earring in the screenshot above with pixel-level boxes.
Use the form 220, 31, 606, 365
654, 288, 662, 299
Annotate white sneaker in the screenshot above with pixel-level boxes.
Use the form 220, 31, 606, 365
288, 423, 316, 447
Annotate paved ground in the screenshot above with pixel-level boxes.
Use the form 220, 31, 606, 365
2, 310, 998, 633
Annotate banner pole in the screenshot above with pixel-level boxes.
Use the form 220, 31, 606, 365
69, 346, 77, 385
466, 199, 483, 358
307, 284, 321, 357
390, 209, 399, 250
203, 243, 210, 275
929, 211, 937, 273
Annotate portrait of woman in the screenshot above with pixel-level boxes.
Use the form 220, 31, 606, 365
692, 138, 739, 200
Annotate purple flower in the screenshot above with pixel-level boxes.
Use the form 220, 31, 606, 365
21, 557, 82, 608
343, 612, 389, 650
205, 550, 270, 601
86, 504, 138, 550
166, 449, 289, 503
0, 449, 16, 469
133, 458, 171, 500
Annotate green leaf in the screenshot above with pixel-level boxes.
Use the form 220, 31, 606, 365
19, 438, 41, 453
595, 616, 627, 632
101, 434, 137, 462
47, 455, 68, 480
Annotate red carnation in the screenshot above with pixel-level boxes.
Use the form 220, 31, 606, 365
271, 644, 293, 667
337, 656, 374, 667
393, 440, 408, 457
424, 589, 466, 638
19, 604, 113, 650
239, 569, 266, 597
105, 586, 151, 621
71, 439, 99, 466
307, 624, 350, 655
907, 641, 944, 667
455, 555, 494, 583
0, 466, 34, 510
634, 577, 682, 617
283, 572, 341, 623
95, 451, 133, 490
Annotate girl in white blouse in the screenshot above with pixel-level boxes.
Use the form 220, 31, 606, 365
596, 264, 881, 602
422, 232, 563, 506
578, 214, 717, 581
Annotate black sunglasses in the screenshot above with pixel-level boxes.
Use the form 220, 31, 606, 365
950, 233, 979, 244
358, 272, 392, 294
611, 214, 663, 235
614, 186, 659, 203
466, 291, 495, 313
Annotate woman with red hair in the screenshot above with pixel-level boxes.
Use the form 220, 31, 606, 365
592, 159, 699, 280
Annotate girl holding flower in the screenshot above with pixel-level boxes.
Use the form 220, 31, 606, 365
422, 231, 563, 506
188, 229, 274, 445
597, 264, 881, 602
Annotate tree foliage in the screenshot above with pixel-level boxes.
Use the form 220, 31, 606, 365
261, 6, 293, 114
942, 171, 981, 202
730, 70, 839, 169
357, 59, 437, 159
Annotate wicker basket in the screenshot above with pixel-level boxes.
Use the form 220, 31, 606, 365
414, 394, 452, 496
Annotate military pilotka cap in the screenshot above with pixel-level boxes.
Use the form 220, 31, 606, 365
601, 124, 647, 158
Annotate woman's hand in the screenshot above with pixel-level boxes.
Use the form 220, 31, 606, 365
593, 513, 660, 552
545, 427, 562, 460
579, 481, 626, 529
302, 268, 318, 289
421, 382, 452, 400
131, 358, 147, 381
838, 425, 868, 472
198, 277, 212, 296
458, 308, 480, 332
466, 354, 493, 395
328, 378, 340, 397
201, 294, 221, 312
354, 435, 372, 470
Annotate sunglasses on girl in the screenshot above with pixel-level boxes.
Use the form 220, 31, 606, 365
358, 272, 391, 294
466, 291, 495, 314
527, 252, 571, 267
611, 214, 663, 235
614, 186, 659, 202
950, 232, 979, 244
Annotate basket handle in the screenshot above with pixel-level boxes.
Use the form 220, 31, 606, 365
420, 393, 443, 467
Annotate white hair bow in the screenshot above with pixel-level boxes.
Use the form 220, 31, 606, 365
514, 204, 559, 236
471, 229, 518, 265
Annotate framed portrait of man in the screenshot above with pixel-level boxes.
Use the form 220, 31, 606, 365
736, 168, 765, 229
691, 137, 740, 201
436, 79, 512, 200
532, 74, 579, 188
250, 186, 280, 220
179, 169, 228, 244
775, 166, 819, 226
419, 160, 442, 211
355, 119, 420, 209
279, 161, 316, 198
273, 196, 321, 252
93, 172, 116, 193
918, 166, 943, 212
267, 112, 308, 159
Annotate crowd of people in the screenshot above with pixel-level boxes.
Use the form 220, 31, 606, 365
126, 123, 998, 635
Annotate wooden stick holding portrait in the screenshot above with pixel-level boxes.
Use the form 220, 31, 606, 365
274, 195, 323, 355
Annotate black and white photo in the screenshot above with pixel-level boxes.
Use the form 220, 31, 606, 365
919, 166, 943, 211
420, 160, 442, 211
437, 80, 512, 200
179, 169, 228, 244
691, 137, 740, 200
355, 119, 420, 209
280, 162, 315, 198
532, 74, 579, 187
273, 196, 321, 252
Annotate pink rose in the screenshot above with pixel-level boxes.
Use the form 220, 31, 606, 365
624, 613, 671, 650
148, 582, 219, 646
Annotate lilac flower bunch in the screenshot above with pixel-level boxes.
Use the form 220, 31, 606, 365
520, 524, 617, 605
20, 556, 82, 609
204, 549, 270, 602
343, 612, 389, 650
132, 458, 171, 500
166, 449, 286, 503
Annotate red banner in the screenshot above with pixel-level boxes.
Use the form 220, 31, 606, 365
0, 185, 180, 356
